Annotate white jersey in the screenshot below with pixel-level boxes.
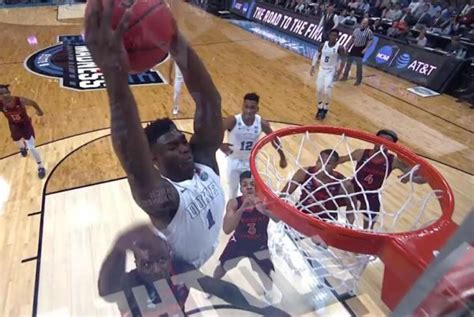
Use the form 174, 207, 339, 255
228, 114, 262, 160
319, 41, 340, 71
161, 163, 225, 268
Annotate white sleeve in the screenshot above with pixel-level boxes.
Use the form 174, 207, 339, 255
333, 14, 339, 29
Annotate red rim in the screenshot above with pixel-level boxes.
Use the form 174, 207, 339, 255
250, 125, 455, 255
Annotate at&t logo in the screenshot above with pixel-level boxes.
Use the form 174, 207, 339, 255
395, 53, 411, 69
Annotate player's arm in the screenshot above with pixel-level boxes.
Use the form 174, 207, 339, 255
97, 241, 126, 298
338, 149, 364, 165
254, 196, 279, 222
20, 97, 43, 116
280, 168, 307, 196
85, 0, 179, 221
310, 42, 325, 76
223, 198, 245, 234
170, 32, 223, 174
261, 119, 287, 169
393, 158, 426, 184
336, 45, 347, 79
219, 116, 237, 156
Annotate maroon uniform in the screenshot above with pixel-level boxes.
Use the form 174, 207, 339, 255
219, 196, 273, 275
0, 97, 35, 141
298, 166, 345, 220
352, 149, 395, 218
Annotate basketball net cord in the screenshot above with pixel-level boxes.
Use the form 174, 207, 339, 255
256, 131, 442, 297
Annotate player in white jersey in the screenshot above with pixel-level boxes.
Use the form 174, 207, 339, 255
171, 61, 184, 115
221, 93, 287, 199
310, 29, 346, 120
85, 4, 225, 269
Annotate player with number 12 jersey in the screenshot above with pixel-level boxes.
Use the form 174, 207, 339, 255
221, 93, 287, 199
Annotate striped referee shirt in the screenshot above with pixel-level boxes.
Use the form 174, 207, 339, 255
352, 27, 373, 48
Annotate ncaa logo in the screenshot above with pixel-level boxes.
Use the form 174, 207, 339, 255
375, 45, 393, 64
395, 53, 411, 69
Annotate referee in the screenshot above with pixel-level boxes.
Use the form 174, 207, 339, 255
341, 18, 373, 86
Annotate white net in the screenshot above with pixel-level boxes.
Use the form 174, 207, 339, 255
254, 128, 445, 297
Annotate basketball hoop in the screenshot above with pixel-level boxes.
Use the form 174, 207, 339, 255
250, 125, 459, 310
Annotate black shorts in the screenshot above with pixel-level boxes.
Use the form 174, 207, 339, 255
355, 193, 381, 219
219, 240, 274, 276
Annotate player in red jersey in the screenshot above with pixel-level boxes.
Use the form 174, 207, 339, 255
282, 149, 354, 223
0, 84, 46, 179
210, 170, 278, 302
338, 129, 426, 229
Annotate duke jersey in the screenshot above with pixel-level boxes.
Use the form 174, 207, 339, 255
319, 41, 341, 71
0, 97, 30, 124
160, 163, 225, 268
353, 149, 394, 191
228, 114, 262, 160
231, 196, 269, 247
299, 167, 345, 215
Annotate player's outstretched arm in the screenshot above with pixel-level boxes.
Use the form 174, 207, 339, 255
393, 158, 427, 184
170, 32, 223, 173
219, 116, 237, 156
20, 97, 43, 116
85, 0, 178, 218
338, 149, 364, 165
261, 119, 287, 168
280, 168, 307, 196
98, 240, 127, 298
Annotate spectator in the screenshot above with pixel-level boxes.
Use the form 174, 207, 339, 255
434, 14, 461, 35
413, 0, 430, 18
387, 20, 409, 37
295, 0, 305, 13
413, 26, 428, 46
342, 10, 358, 25
458, 0, 474, 25
428, 0, 442, 17
338, 8, 349, 24
318, 5, 340, 40
371, 18, 386, 33
348, 0, 360, 10
384, 3, 403, 20
399, 7, 418, 26
416, 4, 434, 26
408, 0, 422, 13
358, 0, 371, 13
370, 0, 385, 17
445, 35, 467, 59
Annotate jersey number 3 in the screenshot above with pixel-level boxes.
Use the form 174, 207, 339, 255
240, 141, 253, 151
207, 209, 215, 229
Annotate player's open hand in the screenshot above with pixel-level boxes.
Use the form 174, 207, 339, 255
84, 0, 131, 73
239, 195, 256, 212
220, 143, 233, 156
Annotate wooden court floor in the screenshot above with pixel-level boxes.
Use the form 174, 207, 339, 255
0, 2, 473, 316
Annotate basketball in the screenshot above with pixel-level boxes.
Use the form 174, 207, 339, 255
85, 0, 176, 73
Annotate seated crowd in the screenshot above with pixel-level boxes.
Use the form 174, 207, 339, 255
270, 0, 473, 57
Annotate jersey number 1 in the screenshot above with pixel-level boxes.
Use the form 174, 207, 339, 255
207, 209, 215, 229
